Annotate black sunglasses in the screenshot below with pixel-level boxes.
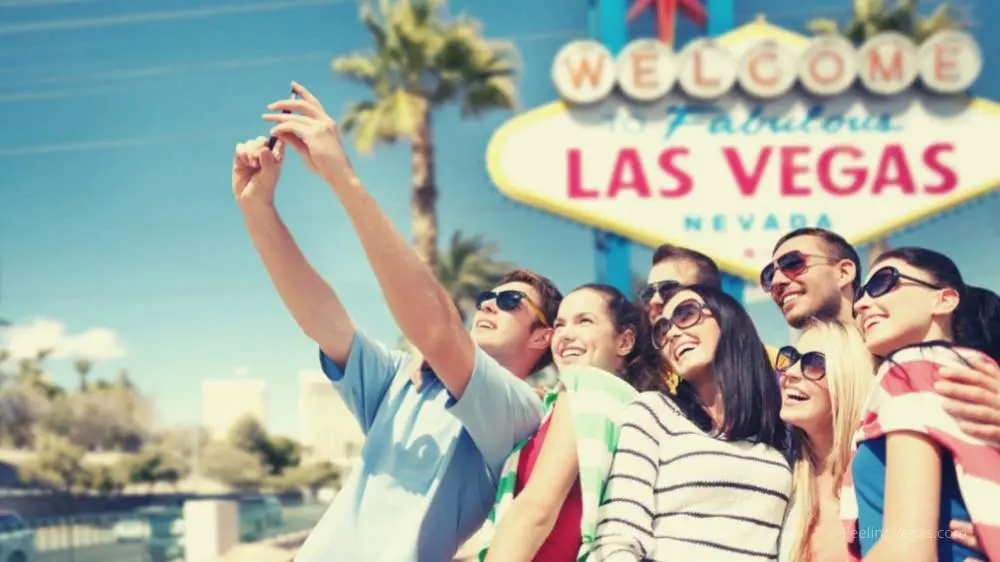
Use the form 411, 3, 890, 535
639, 280, 681, 304
759, 251, 835, 292
476, 290, 548, 326
651, 299, 710, 350
775, 346, 826, 380
854, 266, 944, 304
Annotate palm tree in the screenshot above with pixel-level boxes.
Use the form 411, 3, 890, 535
74, 358, 93, 393
436, 230, 514, 323
808, 0, 963, 270
398, 230, 513, 351
333, 0, 519, 272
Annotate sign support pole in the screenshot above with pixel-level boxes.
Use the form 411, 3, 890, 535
705, 0, 746, 307
591, 0, 633, 297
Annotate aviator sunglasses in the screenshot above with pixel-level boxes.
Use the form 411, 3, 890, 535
854, 265, 944, 304
651, 299, 710, 350
759, 251, 835, 293
475, 290, 549, 326
639, 280, 681, 304
775, 346, 827, 380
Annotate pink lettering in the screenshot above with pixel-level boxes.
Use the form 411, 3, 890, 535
657, 148, 693, 197
723, 147, 772, 197
567, 149, 599, 198
780, 146, 811, 196
817, 146, 866, 196
871, 144, 916, 195
607, 149, 652, 198
922, 143, 957, 194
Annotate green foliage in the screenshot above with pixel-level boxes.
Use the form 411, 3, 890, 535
807, 0, 963, 44
227, 415, 302, 476
17, 436, 85, 491
333, 0, 518, 153
435, 230, 515, 323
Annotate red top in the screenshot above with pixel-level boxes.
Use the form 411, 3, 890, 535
514, 415, 583, 562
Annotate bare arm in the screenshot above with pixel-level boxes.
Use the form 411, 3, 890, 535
485, 394, 579, 561
935, 351, 1000, 447
863, 431, 941, 562
232, 136, 354, 366
241, 205, 354, 365
266, 84, 475, 398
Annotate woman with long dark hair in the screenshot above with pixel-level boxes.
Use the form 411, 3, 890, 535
592, 284, 791, 561
846, 246, 1000, 561
478, 284, 656, 562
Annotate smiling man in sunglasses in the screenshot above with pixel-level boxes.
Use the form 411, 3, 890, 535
235, 83, 560, 562
762, 227, 862, 329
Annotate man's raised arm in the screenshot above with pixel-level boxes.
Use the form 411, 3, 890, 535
265, 83, 476, 399
233, 136, 354, 365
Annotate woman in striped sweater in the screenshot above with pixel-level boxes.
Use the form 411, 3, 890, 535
478, 284, 659, 562
846, 247, 1000, 561
592, 284, 791, 562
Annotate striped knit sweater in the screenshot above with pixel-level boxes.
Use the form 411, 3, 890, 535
477, 364, 638, 561
592, 391, 792, 562
840, 344, 1000, 561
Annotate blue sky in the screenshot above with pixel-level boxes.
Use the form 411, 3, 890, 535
1, 0, 997, 438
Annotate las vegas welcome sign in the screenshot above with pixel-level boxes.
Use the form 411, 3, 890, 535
485, 19, 999, 281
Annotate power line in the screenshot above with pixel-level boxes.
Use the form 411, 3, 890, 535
0, 0, 355, 36
0, 0, 108, 7
0, 28, 587, 108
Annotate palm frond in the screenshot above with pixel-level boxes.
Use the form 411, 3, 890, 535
806, 17, 841, 35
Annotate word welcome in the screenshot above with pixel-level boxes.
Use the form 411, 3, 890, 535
566, 143, 957, 199
553, 30, 983, 104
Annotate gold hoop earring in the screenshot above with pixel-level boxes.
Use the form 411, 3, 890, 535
664, 370, 680, 395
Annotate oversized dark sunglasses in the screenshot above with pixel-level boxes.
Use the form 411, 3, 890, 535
775, 346, 827, 380
639, 280, 681, 304
854, 266, 944, 304
651, 299, 709, 350
759, 250, 834, 292
475, 290, 548, 327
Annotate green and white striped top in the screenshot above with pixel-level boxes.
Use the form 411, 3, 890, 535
477, 364, 639, 561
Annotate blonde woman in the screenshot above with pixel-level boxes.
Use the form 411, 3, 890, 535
776, 320, 873, 562
776, 318, 987, 562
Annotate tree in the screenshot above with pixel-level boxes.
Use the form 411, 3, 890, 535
333, 0, 519, 271
0, 384, 50, 448
435, 230, 514, 322
228, 415, 270, 456
200, 441, 266, 491
228, 415, 303, 476
57, 384, 151, 452
260, 435, 302, 476
73, 358, 93, 392
808, 0, 963, 269
17, 436, 85, 491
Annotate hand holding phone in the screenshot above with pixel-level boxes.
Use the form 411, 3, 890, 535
267, 90, 299, 150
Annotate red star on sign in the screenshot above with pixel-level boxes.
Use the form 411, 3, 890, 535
626, 0, 707, 47
744, 248, 756, 258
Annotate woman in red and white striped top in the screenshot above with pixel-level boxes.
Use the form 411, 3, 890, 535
848, 246, 1000, 562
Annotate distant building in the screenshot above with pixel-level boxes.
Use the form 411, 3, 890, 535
201, 378, 268, 440
298, 370, 364, 467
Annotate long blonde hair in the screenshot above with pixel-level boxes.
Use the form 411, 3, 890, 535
787, 320, 874, 562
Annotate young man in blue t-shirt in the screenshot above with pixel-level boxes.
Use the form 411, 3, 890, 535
232, 82, 560, 561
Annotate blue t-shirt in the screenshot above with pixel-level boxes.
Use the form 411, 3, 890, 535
852, 435, 977, 561
293, 331, 543, 562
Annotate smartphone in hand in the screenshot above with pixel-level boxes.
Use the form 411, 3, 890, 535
267, 90, 300, 150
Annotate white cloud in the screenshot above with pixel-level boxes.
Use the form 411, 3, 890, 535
1, 319, 125, 361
